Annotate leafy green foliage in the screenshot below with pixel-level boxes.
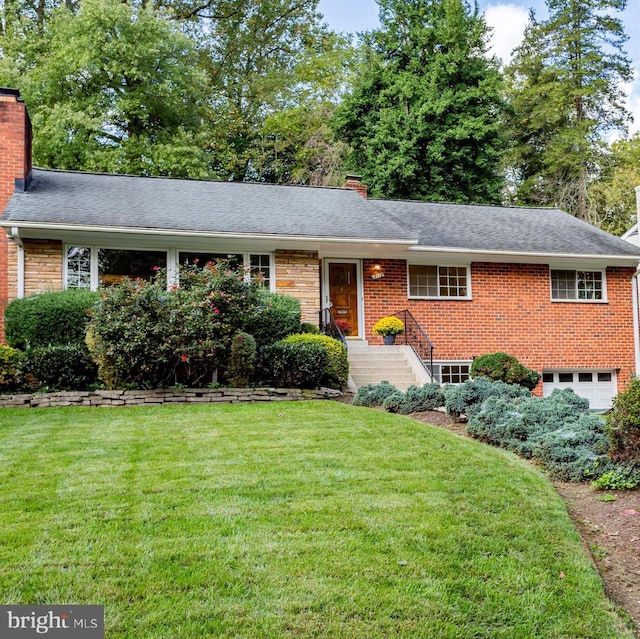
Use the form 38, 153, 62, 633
5, 289, 99, 349
0, 346, 25, 393
353, 381, 399, 408
86, 262, 262, 389
245, 292, 301, 347
228, 332, 257, 388
606, 377, 640, 465
592, 465, 640, 490
504, 0, 631, 222
470, 352, 541, 390
260, 341, 327, 389
282, 334, 349, 389
333, 0, 507, 203
23, 344, 99, 392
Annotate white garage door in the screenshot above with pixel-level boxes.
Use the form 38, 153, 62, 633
542, 370, 617, 410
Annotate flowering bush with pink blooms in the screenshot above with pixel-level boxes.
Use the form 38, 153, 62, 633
87, 260, 265, 389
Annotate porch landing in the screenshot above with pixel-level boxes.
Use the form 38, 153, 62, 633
347, 343, 433, 391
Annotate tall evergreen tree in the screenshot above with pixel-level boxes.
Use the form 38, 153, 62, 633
332, 0, 507, 203
504, 0, 631, 223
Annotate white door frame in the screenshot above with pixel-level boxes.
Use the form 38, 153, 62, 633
322, 259, 365, 339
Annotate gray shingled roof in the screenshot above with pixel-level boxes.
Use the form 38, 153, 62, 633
0, 169, 414, 242
3, 168, 640, 259
373, 199, 640, 257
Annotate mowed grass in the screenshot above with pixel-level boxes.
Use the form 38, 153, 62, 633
0, 402, 633, 638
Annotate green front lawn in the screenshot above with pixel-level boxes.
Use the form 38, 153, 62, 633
0, 402, 633, 638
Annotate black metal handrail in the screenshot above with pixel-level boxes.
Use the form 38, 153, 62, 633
392, 310, 434, 381
318, 307, 348, 349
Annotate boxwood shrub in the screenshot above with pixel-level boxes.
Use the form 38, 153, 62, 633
5, 289, 99, 349
282, 334, 348, 389
261, 340, 327, 389
23, 344, 99, 392
470, 352, 540, 390
245, 292, 302, 346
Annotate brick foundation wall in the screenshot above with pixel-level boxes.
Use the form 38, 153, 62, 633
275, 249, 320, 324
363, 258, 638, 394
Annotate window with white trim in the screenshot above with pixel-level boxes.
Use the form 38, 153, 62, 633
550, 269, 605, 301
432, 361, 472, 384
408, 265, 469, 299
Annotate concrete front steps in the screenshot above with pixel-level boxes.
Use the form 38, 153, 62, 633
347, 342, 433, 391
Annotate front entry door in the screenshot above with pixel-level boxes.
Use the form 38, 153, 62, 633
328, 262, 359, 337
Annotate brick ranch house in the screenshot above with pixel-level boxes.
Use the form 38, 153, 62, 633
3, 87, 640, 408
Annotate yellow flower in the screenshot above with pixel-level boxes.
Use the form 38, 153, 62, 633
373, 316, 405, 336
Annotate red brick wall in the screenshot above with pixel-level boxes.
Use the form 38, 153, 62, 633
0, 91, 32, 342
363, 258, 637, 394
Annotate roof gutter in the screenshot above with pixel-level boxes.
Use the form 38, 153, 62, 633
407, 245, 640, 265
0, 220, 417, 247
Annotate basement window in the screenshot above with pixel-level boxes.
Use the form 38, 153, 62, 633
432, 362, 472, 385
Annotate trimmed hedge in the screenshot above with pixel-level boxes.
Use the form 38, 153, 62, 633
5, 289, 99, 349
282, 334, 349, 389
23, 344, 99, 392
261, 340, 327, 389
245, 292, 302, 346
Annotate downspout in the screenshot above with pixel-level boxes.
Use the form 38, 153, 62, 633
10, 227, 24, 299
633, 265, 640, 377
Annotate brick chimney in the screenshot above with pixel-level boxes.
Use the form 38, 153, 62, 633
343, 174, 368, 198
0, 87, 32, 342
0, 87, 32, 209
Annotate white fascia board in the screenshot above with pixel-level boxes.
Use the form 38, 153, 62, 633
0, 220, 416, 247
407, 245, 640, 268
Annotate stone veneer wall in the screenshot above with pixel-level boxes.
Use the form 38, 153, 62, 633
275, 249, 320, 324
0, 387, 342, 408
7, 238, 63, 300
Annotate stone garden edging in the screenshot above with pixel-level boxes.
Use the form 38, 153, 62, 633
0, 387, 343, 408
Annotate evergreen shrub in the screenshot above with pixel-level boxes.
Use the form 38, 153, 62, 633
353, 381, 399, 408
245, 292, 301, 346
261, 340, 327, 389
444, 377, 530, 420
228, 332, 257, 387
470, 352, 541, 390
381, 391, 406, 413
0, 345, 25, 393
23, 344, 99, 391
5, 289, 99, 349
282, 334, 348, 389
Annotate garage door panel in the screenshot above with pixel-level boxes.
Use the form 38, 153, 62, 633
542, 370, 616, 410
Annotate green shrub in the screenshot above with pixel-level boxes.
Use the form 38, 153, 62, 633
245, 292, 301, 346
470, 352, 541, 390
444, 377, 530, 420
261, 341, 327, 389
5, 289, 99, 349
282, 334, 349, 389
23, 344, 99, 391
606, 377, 640, 465
300, 323, 320, 334
382, 391, 406, 413
0, 345, 25, 393
592, 465, 640, 490
228, 332, 257, 387
399, 384, 445, 414
87, 263, 263, 389
466, 387, 609, 482
353, 381, 399, 408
